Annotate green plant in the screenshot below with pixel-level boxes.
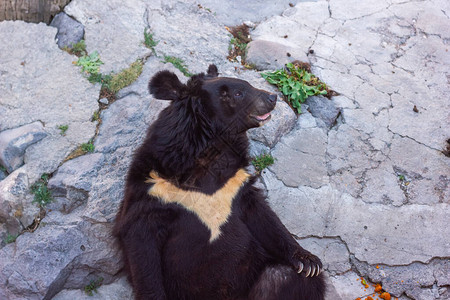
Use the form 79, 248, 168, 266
230, 37, 247, 52
88, 73, 112, 87
57, 125, 68, 136
31, 173, 53, 207
108, 60, 144, 93
76, 51, 103, 74
0, 165, 6, 173
84, 277, 104, 296
144, 28, 158, 54
81, 140, 95, 153
63, 40, 87, 57
163, 56, 192, 77
4, 233, 18, 244
252, 153, 275, 173
261, 63, 328, 113
398, 174, 405, 181
72, 40, 87, 56
91, 111, 100, 122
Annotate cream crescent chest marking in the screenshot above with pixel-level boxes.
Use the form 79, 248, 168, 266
147, 169, 250, 242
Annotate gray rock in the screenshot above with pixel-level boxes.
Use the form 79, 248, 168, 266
98, 98, 108, 105
0, 122, 47, 173
0, 224, 88, 300
351, 257, 449, 299
53, 276, 133, 300
47, 153, 105, 214
0, 167, 39, 236
145, 0, 231, 75
296, 237, 351, 275
50, 12, 85, 49
327, 271, 373, 300
248, 140, 270, 158
0, 21, 99, 181
270, 127, 329, 188
248, 100, 296, 148
329, 0, 390, 20
251, 1, 330, 56
0, 168, 6, 181
305, 96, 341, 129
196, 0, 305, 26
263, 176, 450, 265
246, 40, 308, 71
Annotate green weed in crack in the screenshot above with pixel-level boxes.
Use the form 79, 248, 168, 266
57, 124, 68, 136
31, 174, 53, 207
84, 277, 104, 296
76, 51, 103, 74
4, 233, 18, 244
252, 153, 275, 173
163, 56, 192, 77
81, 140, 95, 153
144, 28, 159, 54
63, 40, 87, 57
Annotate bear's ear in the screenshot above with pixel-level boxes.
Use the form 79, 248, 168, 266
149, 70, 185, 101
207, 64, 218, 77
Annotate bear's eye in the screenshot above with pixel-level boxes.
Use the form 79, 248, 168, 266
234, 91, 243, 98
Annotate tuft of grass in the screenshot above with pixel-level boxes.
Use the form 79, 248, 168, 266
31, 174, 53, 207
108, 60, 144, 94
163, 56, 192, 77
81, 140, 95, 153
63, 40, 87, 57
57, 125, 69, 136
261, 62, 329, 113
0, 165, 6, 173
76, 51, 103, 74
4, 233, 18, 244
144, 28, 158, 54
84, 277, 104, 296
252, 153, 275, 173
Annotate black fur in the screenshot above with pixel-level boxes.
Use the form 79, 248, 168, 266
113, 65, 326, 300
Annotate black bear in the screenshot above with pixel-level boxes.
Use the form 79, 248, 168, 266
113, 65, 326, 300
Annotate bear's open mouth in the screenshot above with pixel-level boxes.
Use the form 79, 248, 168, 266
251, 112, 272, 126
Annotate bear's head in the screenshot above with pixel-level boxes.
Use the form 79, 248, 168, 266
149, 64, 277, 134
145, 65, 277, 181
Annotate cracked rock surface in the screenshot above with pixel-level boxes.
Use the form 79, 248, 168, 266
0, 0, 449, 299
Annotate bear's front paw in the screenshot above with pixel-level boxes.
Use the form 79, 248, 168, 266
290, 250, 323, 277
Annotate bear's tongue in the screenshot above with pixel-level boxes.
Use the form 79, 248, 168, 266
256, 112, 271, 121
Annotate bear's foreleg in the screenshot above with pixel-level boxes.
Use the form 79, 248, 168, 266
241, 188, 323, 277
119, 215, 168, 300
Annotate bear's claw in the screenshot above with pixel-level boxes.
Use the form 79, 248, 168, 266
292, 251, 323, 277
297, 262, 304, 274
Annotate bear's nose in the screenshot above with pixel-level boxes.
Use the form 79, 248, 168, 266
268, 94, 277, 103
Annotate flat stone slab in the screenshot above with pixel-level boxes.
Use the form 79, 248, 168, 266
263, 171, 450, 266
270, 124, 329, 188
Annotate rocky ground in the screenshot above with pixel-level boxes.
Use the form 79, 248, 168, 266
0, 0, 449, 299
